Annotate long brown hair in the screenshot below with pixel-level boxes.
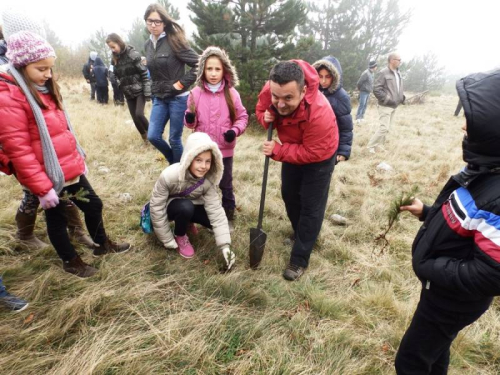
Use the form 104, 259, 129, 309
106, 33, 127, 64
223, 83, 236, 124
144, 3, 189, 52
19, 67, 63, 110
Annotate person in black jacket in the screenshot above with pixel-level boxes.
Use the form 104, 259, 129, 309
82, 51, 97, 100
106, 33, 151, 141
92, 56, 108, 104
395, 69, 500, 374
312, 56, 353, 162
143, 3, 198, 163
108, 65, 124, 106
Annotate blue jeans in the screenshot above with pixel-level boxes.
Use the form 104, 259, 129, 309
148, 95, 188, 164
356, 91, 370, 120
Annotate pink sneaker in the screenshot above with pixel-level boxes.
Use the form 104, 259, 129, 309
175, 235, 195, 259
187, 223, 199, 236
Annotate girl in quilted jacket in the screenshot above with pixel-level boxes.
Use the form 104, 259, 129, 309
149, 132, 235, 270
184, 46, 248, 229
0, 31, 130, 278
106, 33, 151, 141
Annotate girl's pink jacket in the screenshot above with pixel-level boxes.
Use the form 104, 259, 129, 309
184, 80, 248, 158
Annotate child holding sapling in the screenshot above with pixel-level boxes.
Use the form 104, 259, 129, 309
149, 132, 235, 270
0, 31, 130, 278
394, 69, 500, 374
184, 46, 248, 230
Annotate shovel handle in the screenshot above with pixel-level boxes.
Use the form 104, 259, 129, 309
257, 122, 273, 230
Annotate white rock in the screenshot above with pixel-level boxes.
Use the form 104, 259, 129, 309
98, 166, 110, 174
125, 120, 134, 126
0, 172, 6, 177
120, 193, 132, 202
330, 214, 347, 226
376, 162, 393, 172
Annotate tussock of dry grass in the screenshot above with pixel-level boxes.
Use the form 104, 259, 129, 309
1, 81, 500, 374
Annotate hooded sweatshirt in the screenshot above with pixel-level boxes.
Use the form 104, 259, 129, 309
184, 46, 248, 158
409, 69, 500, 313
312, 56, 353, 160
92, 57, 108, 88
256, 59, 339, 165
149, 132, 230, 249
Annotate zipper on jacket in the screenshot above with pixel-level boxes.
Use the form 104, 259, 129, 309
425, 280, 431, 290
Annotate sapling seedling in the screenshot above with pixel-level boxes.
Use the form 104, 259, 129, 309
375, 186, 419, 253
60, 188, 90, 203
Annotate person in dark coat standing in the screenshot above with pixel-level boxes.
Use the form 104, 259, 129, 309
313, 56, 353, 162
92, 56, 109, 104
106, 33, 151, 141
356, 60, 377, 123
144, 3, 198, 163
394, 69, 500, 374
82, 51, 97, 100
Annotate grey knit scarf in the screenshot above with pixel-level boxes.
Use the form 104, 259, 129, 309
8, 63, 86, 193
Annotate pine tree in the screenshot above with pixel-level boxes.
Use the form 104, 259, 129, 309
188, 0, 308, 112
89, 28, 112, 65
304, 0, 410, 91
403, 52, 445, 92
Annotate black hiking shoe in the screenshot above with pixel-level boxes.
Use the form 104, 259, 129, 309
283, 263, 306, 281
93, 238, 131, 257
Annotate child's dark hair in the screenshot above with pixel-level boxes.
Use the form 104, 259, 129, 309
144, 3, 189, 53
269, 61, 305, 91
106, 33, 127, 64
18, 67, 63, 110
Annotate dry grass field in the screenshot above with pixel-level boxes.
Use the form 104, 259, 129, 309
1, 80, 500, 375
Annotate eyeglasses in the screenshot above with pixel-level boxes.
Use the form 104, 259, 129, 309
392, 59, 401, 62
146, 19, 163, 26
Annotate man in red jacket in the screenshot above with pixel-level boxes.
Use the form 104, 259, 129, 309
256, 60, 339, 281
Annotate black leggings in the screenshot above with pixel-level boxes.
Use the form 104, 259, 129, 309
44, 175, 107, 261
126, 95, 149, 136
166, 199, 211, 236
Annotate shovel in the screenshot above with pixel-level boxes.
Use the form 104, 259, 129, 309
249, 122, 273, 269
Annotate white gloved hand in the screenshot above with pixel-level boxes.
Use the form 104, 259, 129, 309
164, 238, 178, 249
222, 246, 236, 270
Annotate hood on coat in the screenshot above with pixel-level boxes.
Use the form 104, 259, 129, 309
312, 56, 341, 94
178, 132, 224, 184
195, 46, 239, 88
457, 69, 500, 168
94, 56, 105, 67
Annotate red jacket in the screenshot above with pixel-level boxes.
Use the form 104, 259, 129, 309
255, 60, 339, 165
0, 72, 85, 196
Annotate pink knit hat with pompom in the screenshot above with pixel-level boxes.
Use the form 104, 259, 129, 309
6, 30, 56, 67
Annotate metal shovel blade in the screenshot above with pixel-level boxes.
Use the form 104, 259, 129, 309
249, 227, 267, 269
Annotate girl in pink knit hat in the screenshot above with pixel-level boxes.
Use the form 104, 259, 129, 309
0, 31, 131, 278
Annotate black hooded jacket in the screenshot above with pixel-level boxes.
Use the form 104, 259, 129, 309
82, 58, 96, 83
92, 57, 108, 88
112, 45, 151, 99
410, 69, 500, 313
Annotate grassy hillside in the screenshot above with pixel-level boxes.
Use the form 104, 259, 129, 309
1, 82, 499, 374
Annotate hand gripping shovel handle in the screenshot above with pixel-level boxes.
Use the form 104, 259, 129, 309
249, 122, 273, 269
257, 122, 273, 230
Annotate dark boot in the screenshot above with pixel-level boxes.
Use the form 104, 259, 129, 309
65, 203, 96, 248
93, 238, 131, 257
140, 132, 149, 145
224, 208, 235, 233
15, 211, 49, 250
63, 255, 97, 278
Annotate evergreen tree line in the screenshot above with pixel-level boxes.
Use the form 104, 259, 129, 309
52, 0, 446, 111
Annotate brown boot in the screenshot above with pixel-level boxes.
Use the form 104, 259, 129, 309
93, 238, 131, 257
15, 211, 49, 250
65, 203, 96, 248
63, 255, 97, 278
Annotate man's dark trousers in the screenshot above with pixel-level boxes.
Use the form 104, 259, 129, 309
281, 154, 335, 268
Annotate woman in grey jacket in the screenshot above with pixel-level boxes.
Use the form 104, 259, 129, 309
143, 3, 198, 164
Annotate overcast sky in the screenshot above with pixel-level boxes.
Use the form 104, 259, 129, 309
1, 0, 498, 76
